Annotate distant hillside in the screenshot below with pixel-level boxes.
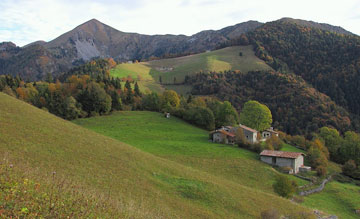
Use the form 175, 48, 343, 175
244, 19, 360, 125
186, 71, 351, 136
0, 92, 313, 217
110, 46, 272, 93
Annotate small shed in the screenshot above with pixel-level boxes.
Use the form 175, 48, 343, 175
260, 150, 305, 174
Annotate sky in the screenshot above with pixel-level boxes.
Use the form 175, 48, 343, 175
1, 0, 359, 46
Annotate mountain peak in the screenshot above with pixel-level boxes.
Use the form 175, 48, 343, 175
76, 18, 107, 30
276, 17, 353, 35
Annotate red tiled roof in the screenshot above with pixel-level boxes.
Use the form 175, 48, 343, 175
260, 150, 304, 159
239, 124, 258, 133
219, 130, 236, 137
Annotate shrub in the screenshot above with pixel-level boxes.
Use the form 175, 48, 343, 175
316, 165, 327, 177
273, 175, 297, 198
261, 209, 279, 219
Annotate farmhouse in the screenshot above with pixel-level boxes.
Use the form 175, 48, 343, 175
260, 150, 305, 174
210, 129, 236, 144
210, 125, 281, 145
261, 127, 279, 139
238, 124, 258, 144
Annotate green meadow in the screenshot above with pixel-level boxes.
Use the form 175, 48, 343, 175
74, 111, 360, 218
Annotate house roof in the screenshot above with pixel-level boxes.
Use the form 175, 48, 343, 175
211, 129, 235, 137
219, 130, 236, 137
239, 124, 258, 133
260, 150, 304, 159
264, 128, 279, 134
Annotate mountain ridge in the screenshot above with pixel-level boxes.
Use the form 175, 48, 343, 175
0, 17, 355, 80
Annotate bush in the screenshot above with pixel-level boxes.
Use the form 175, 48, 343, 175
273, 175, 297, 198
342, 159, 360, 179
261, 209, 279, 219
316, 165, 327, 177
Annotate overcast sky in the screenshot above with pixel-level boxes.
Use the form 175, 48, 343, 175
1, 0, 359, 46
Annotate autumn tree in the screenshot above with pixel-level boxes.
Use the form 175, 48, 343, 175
161, 90, 180, 109
307, 139, 329, 174
240, 100, 272, 131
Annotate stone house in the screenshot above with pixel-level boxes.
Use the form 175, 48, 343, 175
238, 124, 258, 144
261, 127, 279, 139
260, 150, 305, 174
210, 129, 236, 144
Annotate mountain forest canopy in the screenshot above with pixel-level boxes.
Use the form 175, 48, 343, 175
243, 20, 360, 122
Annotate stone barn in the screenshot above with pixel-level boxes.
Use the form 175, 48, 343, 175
260, 150, 305, 174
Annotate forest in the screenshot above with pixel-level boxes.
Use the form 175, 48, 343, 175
185, 70, 351, 136
242, 21, 360, 124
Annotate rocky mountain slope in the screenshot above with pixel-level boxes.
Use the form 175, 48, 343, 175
0, 18, 356, 81
0, 19, 262, 80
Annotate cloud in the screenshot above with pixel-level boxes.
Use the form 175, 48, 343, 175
0, 0, 359, 46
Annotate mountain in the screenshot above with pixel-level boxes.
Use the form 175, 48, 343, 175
0, 19, 262, 81
0, 18, 356, 82
45, 19, 262, 62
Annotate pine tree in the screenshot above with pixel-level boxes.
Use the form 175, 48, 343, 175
134, 82, 141, 97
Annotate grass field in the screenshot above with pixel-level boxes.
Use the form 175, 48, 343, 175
73, 111, 287, 193
147, 46, 273, 84
74, 111, 360, 218
0, 93, 312, 218
110, 46, 272, 94
110, 63, 164, 93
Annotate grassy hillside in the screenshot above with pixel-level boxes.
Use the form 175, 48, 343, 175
0, 92, 311, 218
110, 46, 272, 94
74, 111, 308, 192
110, 63, 164, 93
74, 111, 360, 218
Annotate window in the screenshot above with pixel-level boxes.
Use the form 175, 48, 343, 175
272, 157, 276, 164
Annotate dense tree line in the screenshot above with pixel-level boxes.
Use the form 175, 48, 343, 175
243, 21, 360, 123
0, 73, 238, 130
185, 70, 351, 136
